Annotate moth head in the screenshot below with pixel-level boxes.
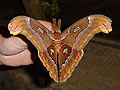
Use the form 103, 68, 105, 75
52, 18, 61, 33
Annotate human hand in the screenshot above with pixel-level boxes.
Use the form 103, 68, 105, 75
0, 20, 52, 66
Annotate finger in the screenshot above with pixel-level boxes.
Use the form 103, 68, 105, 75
37, 20, 53, 32
0, 36, 28, 56
0, 49, 33, 66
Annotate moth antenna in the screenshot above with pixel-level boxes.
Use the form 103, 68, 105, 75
58, 19, 61, 29
52, 18, 56, 32
52, 18, 56, 25
57, 19, 61, 33
52, 18, 61, 33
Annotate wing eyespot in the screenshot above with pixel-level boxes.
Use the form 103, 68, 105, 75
73, 26, 81, 32
63, 48, 68, 54
50, 48, 54, 55
37, 28, 44, 33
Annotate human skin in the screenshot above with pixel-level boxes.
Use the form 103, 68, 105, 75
0, 20, 52, 66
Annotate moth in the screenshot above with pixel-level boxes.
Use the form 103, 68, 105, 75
8, 14, 112, 83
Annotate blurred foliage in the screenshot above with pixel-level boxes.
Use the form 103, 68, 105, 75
0, 0, 60, 21
41, 0, 60, 18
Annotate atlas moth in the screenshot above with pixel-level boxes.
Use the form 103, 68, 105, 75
8, 14, 112, 83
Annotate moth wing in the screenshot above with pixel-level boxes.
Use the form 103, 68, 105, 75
38, 44, 59, 82
8, 16, 59, 82
59, 15, 112, 82
61, 16, 89, 47
8, 16, 53, 52
59, 44, 84, 82
61, 14, 112, 50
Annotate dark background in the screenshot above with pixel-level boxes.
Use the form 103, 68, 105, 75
0, 0, 120, 90
0, 0, 120, 40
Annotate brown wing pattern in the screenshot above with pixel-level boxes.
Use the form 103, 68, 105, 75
8, 16, 53, 52
59, 15, 112, 82
59, 44, 84, 82
8, 16, 58, 82
61, 17, 89, 47
73, 15, 112, 51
